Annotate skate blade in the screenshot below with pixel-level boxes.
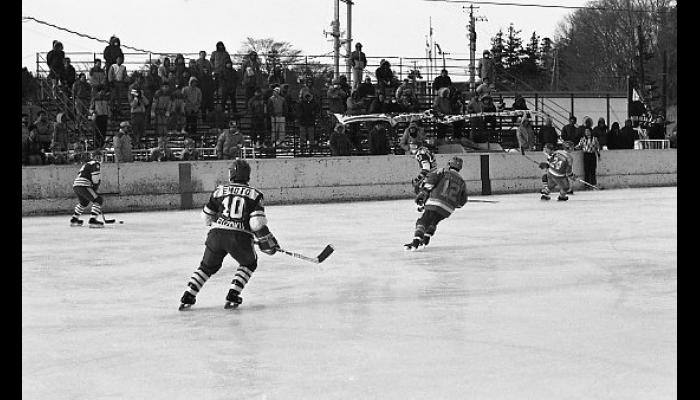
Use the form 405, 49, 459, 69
88, 224, 105, 229
224, 302, 240, 309
178, 303, 193, 311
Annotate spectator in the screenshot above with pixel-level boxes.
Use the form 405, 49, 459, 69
327, 79, 348, 114
88, 59, 106, 96
31, 110, 53, 152
158, 57, 171, 84
481, 94, 497, 133
647, 116, 666, 140
450, 88, 466, 139
143, 65, 160, 124
297, 76, 316, 101
210, 42, 232, 76
296, 91, 321, 147
22, 114, 32, 165
607, 121, 621, 149
396, 78, 419, 112
268, 64, 285, 86
182, 77, 202, 136
512, 93, 528, 110
216, 120, 244, 159
113, 121, 134, 163
337, 75, 351, 96
168, 87, 187, 135
345, 91, 365, 150
247, 89, 266, 147
480, 49, 496, 84
592, 117, 609, 150
103, 35, 124, 73
62, 58, 77, 93
350, 42, 367, 91
173, 54, 188, 87
375, 59, 399, 93
576, 116, 593, 142
89, 85, 111, 149
575, 127, 601, 187
433, 87, 452, 144
207, 102, 230, 134
267, 86, 288, 146
187, 59, 200, 80
368, 122, 391, 155
46, 40, 65, 89
128, 82, 149, 148
475, 77, 493, 100
561, 115, 579, 144
179, 136, 199, 161
516, 115, 535, 154
107, 55, 128, 118
149, 136, 174, 161
25, 125, 46, 166
669, 125, 677, 148
219, 60, 240, 114
196, 51, 213, 77
151, 83, 172, 138
398, 121, 426, 154
329, 123, 353, 156
242, 51, 263, 101
72, 73, 92, 125
368, 92, 387, 114
433, 69, 452, 93
198, 67, 215, 121
467, 92, 485, 142
51, 112, 72, 158
540, 117, 559, 148
357, 76, 375, 100
618, 119, 638, 149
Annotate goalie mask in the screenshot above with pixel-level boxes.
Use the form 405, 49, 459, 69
229, 159, 251, 183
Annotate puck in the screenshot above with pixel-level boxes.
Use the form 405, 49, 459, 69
119, 220, 124, 224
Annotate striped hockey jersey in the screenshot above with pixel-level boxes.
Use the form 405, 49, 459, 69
203, 183, 266, 234
72, 160, 101, 188
423, 168, 468, 216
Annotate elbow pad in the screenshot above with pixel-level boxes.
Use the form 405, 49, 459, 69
201, 210, 214, 226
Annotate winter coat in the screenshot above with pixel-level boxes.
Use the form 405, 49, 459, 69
296, 97, 320, 127
89, 67, 107, 88
46, 46, 65, 78
561, 123, 580, 143
108, 63, 128, 83
540, 125, 559, 146
267, 93, 287, 117
517, 121, 535, 150
432, 88, 452, 115
210, 45, 232, 75
90, 92, 111, 116
247, 96, 266, 118
433, 75, 452, 92
32, 118, 54, 145
219, 67, 240, 91
241, 57, 263, 88
369, 126, 390, 155
399, 123, 426, 153
357, 81, 375, 99
216, 129, 244, 158
326, 86, 347, 114
618, 126, 638, 149
329, 131, 353, 156
113, 131, 133, 162
151, 89, 172, 114
103, 37, 124, 66
182, 78, 202, 112
72, 80, 91, 100
51, 116, 71, 151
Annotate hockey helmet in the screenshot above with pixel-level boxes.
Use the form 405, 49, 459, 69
562, 141, 574, 150
229, 159, 251, 183
447, 156, 463, 171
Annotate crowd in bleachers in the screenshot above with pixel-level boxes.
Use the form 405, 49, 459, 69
21, 37, 674, 167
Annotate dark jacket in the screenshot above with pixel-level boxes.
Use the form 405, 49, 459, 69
433, 75, 452, 92
561, 123, 579, 143
46, 46, 65, 79
296, 96, 321, 127
369, 125, 390, 155
330, 130, 353, 156
618, 126, 638, 149
540, 125, 558, 146
219, 66, 240, 92
103, 36, 124, 67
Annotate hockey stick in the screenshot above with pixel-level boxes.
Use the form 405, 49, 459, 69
101, 214, 117, 224
574, 177, 601, 190
277, 244, 335, 264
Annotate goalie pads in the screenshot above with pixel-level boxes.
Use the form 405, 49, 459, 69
254, 225, 280, 255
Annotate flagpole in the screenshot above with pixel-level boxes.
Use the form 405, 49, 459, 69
429, 17, 434, 85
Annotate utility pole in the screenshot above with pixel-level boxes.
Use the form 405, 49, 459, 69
341, 0, 353, 86
662, 49, 667, 120
332, 0, 341, 78
464, 5, 486, 92
636, 25, 645, 93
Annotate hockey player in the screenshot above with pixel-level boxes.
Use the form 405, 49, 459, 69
179, 159, 281, 310
70, 153, 105, 228
411, 145, 437, 194
539, 141, 575, 201
405, 156, 467, 251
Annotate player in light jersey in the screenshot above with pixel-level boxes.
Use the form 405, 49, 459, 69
404, 156, 468, 251
179, 159, 281, 310
411, 146, 437, 194
539, 141, 575, 201
70, 153, 105, 228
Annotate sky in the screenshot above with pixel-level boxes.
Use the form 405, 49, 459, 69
22, 0, 586, 76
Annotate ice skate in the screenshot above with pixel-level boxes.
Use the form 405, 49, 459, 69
224, 291, 242, 309
88, 217, 104, 228
70, 217, 84, 227
179, 292, 196, 311
557, 195, 569, 201
540, 194, 551, 201
403, 238, 422, 251
422, 235, 431, 247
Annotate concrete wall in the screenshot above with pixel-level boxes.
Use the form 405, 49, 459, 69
22, 150, 676, 216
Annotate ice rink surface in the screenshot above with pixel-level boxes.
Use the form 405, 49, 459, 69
22, 187, 676, 400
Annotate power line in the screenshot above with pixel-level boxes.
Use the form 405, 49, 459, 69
22, 16, 161, 54
422, 0, 675, 13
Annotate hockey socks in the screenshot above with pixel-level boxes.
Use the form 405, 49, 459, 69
225, 265, 257, 309
179, 268, 211, 310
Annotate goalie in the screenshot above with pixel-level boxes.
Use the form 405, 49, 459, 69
179, 159, 281, 310
405, 156, 467, 251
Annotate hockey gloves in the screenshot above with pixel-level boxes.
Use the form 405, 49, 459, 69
415, 190, 429, 206
254, 226, 280, 255
538, 162, 549, 169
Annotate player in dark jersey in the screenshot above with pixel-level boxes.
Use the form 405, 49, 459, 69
539, 141, 575, 201
405, 156, 468, 251
70, 154, 105, 228
411, 146, 437, 194
179, 159, 281, 310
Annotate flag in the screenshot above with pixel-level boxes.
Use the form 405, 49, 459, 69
426, 36, 431, 57
632, 88, 641, 101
